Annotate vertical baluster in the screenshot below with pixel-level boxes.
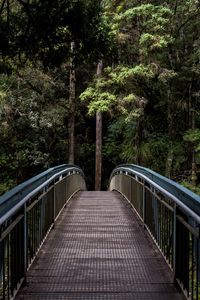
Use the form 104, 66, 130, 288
24, 203, 27, 279
7, 235, 10, 300
142, 183, 146, 226
191, 234, 194, 299
196, 235, 199, 300
173, 203, 176, 276
3, 239, 5, 300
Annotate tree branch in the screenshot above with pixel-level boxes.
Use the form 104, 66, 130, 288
0, 0, 6, 15
17, 72, 43, 95
175, 9, 200, 38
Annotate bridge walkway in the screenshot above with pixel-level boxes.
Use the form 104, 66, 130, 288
16, 191, 185, 300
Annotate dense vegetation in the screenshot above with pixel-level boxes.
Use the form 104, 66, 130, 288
0, 0, 200, 193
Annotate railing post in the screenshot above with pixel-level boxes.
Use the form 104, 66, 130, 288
23, 203, 27, 284
142, 181, 146, 226
53, 179, 56, 224
173, 203, 176, 280
152, 187, 158, 240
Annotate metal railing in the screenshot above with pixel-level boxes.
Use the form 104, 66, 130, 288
0, 165, 86, 300
109, 164, 200, 300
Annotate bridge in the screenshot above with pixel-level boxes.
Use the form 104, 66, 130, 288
0, 164, 200, 300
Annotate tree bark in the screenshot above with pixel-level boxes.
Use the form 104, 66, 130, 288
165, 89, 174, 178
191, 108, 197, 186
165, 148, 174, 178
135, 120, 142, 165
68, 41, 76, 164
95, 60, 103, 191
188, 83, 197, 186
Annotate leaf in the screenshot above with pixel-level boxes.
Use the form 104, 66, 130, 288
183, 129, 200, 143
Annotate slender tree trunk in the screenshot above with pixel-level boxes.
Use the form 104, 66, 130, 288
95, 111, 102, 191
187, 83, 197, 186
165, 148, 174, 178
95, 60, 103, 191
135, 120, 142, 165
191, 106, 197, 186
165, 89, 174, 178
68, 41, 76, 164
191, 149, 197, 186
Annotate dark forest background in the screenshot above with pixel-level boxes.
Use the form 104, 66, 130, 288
0, 0, 200, 193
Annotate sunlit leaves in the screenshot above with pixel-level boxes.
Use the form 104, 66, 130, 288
122, 4, 171, 20
158, 69, 177, 84
183, 129, 200, 143
80, 87, 116, 115
183, 129, 200, 164
80, 61, 155, 118
139, 33, 171, 52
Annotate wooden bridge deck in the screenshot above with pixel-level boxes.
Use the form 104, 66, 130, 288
16, 191, 185, 300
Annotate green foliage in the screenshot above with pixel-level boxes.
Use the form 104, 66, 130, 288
158, 69, 177, 84
140, 136, 169, 173
122, 4, 171, 19
139, 33, 171, 54
0, 64, 70, 194
80, 63, 154, 120
183, 129, 200, 143
103, 118, 135, 163
1, 0, 200, 194
117, 3, 172, 61
181, 181, 200, 196
183, 129, 200, 161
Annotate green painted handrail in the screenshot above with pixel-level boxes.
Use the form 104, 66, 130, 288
111, 164, 200, 216
0, 164, 83, 218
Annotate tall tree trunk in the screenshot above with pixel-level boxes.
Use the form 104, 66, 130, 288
95, 60, 103, 191
165, 89, 174, 178
135, 120, 142, 165
68, 41, 76, 164
187, 83, 197, 186
191, 103, 197, 186
165, 148, 174, 178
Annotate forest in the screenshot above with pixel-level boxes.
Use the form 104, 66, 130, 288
0, 0, 200, 193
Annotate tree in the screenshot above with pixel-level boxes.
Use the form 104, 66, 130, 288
68, 41, 76, 164
1, 0, 200, 195
81, 0, 200, 190
95, 60, 103, 191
